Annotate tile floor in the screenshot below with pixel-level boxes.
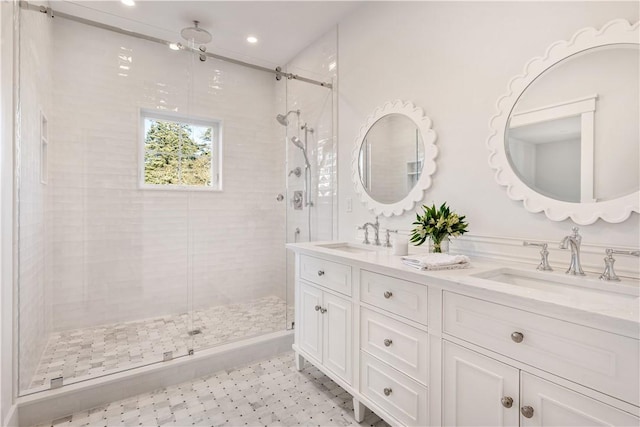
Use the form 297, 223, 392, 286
27, 296, 293, 392
33, 352, 390, 427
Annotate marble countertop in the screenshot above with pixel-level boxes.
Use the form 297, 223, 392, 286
287, 241, 640, 339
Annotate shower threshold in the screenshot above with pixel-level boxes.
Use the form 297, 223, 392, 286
24, 296, 293, 395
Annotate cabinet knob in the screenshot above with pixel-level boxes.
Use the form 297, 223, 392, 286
501, 396, 513, 408
383, 291, 393, 299
383, 339, 393, 347
383, 388, 392, 396
520, 406, 534, 418
320, 307, 327, 314
317, 270, 325, 276
511, 331, 524, 343
314, 305, 321, 311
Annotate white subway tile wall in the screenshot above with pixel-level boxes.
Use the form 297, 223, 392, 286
47, 19, 285, 329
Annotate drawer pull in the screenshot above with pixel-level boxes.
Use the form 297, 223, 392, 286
501, 396, 513, 408
320, 307, 327, 314
317, 270, 325, 276
314, 305, 321, 312
383, 339, 393, 347
511, 331, 524, 343
383, 387, 392, 396
520, 406, 534, 418
383, 291, 393, 299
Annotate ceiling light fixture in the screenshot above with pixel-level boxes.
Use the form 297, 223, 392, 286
169, 42, 182, 51
246, 36, 258, 44
121, 0, 135, 6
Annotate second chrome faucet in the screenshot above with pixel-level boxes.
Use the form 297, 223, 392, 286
560, 226, 585, 276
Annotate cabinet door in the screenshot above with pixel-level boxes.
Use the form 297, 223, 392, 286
322, 292, 352, 385
298, 282, 323, 363
443, 341, 519, 427
520, 372, 639, 427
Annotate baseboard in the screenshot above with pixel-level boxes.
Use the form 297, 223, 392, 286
3, 404, 18, 427
17, 330, 294, 427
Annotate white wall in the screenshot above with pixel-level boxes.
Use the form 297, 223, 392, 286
1, 1, 17, 423
47, 19, 285, 331
338, 2, 639, 262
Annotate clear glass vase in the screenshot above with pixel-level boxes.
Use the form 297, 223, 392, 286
429, 236, 450, 254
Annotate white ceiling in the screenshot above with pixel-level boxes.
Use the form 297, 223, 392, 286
50, 0, 362, 67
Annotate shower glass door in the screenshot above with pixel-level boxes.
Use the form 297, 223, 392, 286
16, 6, 193, 396
187, 53, 289, 354
283, 33, 338, 331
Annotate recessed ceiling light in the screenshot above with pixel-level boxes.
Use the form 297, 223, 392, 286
169, 42, 181, 51
121, 0, 135, 6
246, 36, 258, 44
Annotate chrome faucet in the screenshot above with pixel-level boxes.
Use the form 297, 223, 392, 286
359, 217, 381, 246
523, 241, 553, 271
600, 248, 640, 282
559, 227, 585, 275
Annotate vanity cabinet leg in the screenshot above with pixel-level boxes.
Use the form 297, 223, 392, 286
295, 352, 305, 371
353, 398, 366, 422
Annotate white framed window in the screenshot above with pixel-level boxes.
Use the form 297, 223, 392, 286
139, 110, 222, 190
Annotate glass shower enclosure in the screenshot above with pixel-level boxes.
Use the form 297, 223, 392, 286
15, 2, 335, 396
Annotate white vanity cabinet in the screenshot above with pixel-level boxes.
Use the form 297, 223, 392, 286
443, 341, 520, 426
295, 256, 353, 386
289, 244, 640, 427
443, 341, 639, 426
442, 291, 639, 426
301, 283, 353, 384
358, 271, 429, 426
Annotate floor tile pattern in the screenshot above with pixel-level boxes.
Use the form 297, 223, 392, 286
33, 352, 390, 427
28, 297, 293, 391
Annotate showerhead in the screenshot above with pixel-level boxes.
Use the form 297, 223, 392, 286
290, 136, 311, 169
275, 109, 300, 126
181, 21, 212, 44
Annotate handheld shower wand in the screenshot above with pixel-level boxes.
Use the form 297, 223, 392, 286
290, 136, 311, 170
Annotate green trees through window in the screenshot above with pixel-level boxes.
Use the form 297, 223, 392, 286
143, 116, 216, 187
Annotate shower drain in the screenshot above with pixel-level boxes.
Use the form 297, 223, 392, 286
188, 329, 202, 336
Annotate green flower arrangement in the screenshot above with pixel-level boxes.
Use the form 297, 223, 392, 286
410, 202, 469, 253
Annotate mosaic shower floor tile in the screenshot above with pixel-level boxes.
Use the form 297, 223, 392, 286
28, 296, 293, 392
33, 352, 390, 427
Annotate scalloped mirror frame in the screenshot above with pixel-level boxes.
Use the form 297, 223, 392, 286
352, 100, 438, 217
487, 19, 639, 225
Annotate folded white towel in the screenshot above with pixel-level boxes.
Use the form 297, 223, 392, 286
401, 253, 471, 271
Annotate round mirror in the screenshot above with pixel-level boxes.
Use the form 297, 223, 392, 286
487, 19, 639, 224
352, 100, 437, 217
506, 44, 639, 203
358, 114, 425, 204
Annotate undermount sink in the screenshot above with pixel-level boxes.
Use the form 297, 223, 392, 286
471, 267, 639, 303
315, 242, 381, 254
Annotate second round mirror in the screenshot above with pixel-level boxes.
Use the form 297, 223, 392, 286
359, 114, 424, 204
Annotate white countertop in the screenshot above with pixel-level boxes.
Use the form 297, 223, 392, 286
287, 241, 640, 339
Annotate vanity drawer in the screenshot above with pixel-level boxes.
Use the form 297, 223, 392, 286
443, 291, 640, 406
360, 351, 428, 427
360, 270, 427, 325
360, 307, 428, 385
300, 255, 352, 296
